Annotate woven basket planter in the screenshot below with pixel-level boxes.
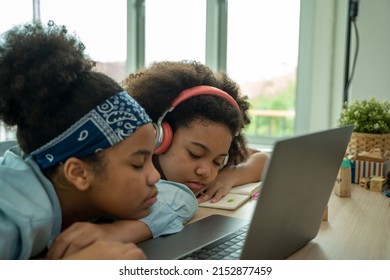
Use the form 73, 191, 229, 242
346, 132, 390, 159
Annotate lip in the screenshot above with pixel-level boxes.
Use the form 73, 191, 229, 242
187, 181, 205, 190
145, 189, 158, 206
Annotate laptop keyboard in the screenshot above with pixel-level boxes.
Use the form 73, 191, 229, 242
179, 224, 249, 260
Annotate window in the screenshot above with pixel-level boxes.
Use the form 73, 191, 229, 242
0, 0, 32, 33
227, 0, 300, 144
144, 0, 206, 65
40, 0, 127, 82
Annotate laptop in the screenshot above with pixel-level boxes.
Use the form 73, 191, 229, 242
138, 126, 354, 260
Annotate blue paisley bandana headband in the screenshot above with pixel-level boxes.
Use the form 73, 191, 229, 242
29, 91, 152, 169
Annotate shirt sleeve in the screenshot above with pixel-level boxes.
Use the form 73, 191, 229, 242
139, 180, 198, 238
0, 211, 21, 259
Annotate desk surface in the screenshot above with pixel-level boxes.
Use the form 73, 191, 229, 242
190, 184, 390, 259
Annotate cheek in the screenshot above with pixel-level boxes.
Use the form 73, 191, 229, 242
210, 168, 220, 181
109, 171, 144, 200
159, 151, 190, 180
114, 181, 148, 216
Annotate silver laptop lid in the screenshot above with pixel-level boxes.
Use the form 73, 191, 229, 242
240, 125, 353, 259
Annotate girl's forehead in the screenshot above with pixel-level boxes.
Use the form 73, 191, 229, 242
181, 120, 229, 134
176, 121, 232, 151
183, 118, 228, 131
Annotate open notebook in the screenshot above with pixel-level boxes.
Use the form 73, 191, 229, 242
199, 181, 262, 210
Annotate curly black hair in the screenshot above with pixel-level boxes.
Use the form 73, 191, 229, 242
0, 22, 123, 154
122, 60, 251, 165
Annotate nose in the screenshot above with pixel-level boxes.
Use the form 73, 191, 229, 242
195, 163, 212, 178
147, 163, 161, 186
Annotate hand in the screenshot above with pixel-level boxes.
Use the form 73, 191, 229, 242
62, 240, 146, 260
46, 222, 115, 260
197, 169, 233, 204
197, 182, 231, 204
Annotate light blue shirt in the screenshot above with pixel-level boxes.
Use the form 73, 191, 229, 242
0, 146, 62, 260
140, 180, 198, 237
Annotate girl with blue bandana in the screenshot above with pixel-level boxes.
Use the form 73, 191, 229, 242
122, 61, 269, 204
0, 23, 197, 259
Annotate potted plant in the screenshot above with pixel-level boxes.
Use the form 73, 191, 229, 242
338, 97, 390, 159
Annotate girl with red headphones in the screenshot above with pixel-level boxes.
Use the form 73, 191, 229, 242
122, 60, 269, 204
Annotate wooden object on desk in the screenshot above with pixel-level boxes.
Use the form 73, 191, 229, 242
370, 176, 386, 192
322, 205, 328, 221
334, 159, 352, 197
359, 177, 370, 188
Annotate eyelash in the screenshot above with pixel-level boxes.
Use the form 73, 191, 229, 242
189, 151, 223, 167
189, 151, 201, 159
131, 163, 144, 170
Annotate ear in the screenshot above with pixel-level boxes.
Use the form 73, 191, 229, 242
63, 157, 93, 191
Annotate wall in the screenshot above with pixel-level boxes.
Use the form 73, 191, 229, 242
350, 0, 390, 101
295, 0, 389, 136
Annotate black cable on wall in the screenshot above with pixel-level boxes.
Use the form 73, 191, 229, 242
343, 0, 360, 105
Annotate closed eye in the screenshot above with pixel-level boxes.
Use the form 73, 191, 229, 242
214, 159, 225, 167
189, 150, 226, 167
130, 159, 146, 170
131, 164, 144, 170
189, 151, 202, 159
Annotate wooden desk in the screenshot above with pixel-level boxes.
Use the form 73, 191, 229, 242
190, 184, 390, 259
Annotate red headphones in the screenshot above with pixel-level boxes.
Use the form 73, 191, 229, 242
153, 85, 240, 155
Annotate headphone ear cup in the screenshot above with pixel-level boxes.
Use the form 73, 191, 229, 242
154, 122, 173, 154
220, 154, 229, 169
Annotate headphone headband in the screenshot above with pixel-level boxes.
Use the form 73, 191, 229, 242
171, 85, 240, 110
157, 85, 240, 124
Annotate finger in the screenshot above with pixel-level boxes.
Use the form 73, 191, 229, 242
47, 229, 84, 260
197, 192, 212, 203
46, 237, 72, 260
197, 183, 223, 203
47, 224, 96, 259
124, 244, 147, 260
210, 188, 228, 203
46, 226, 80, 259
194, 185, 207, 197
